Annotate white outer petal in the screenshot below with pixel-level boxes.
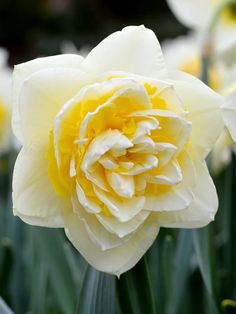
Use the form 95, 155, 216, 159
221, 92, 236, 142
82, 25, 167, 78
72, 196, 131, 250
157, 160, 218, 228
16, 68, 90, 146
64, 212, 159, 276
167, 0, 213, 29
168, 70, 224, 159
145, 150, 195, 212
12, 54, 84, 143
12, 139, 71, 227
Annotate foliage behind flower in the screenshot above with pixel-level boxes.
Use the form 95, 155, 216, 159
12, 26, 224, 275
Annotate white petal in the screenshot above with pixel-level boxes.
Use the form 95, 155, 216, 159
155, 142, 177, 167
157, 160, 218, 228
167, 0, 212, 29
145, 150, 195, 211
121, 155, 158, 175
130, 136, 156, 153
222, 92, 236, 142
132, 118, 159, 140
16, 68, 90, 146
210, 130, 232, 174
82, 25, 166, 78
169, 70, 224, 159
12, 139, 71, 227
72, 196, 129, 250
12, 54, 84, 143
64, 212, 159, 275
94, 186, 145, 222
81, 130, 132, 188
96, 211, 150, 238
105, 171, 135, 198
99, 154, 118, 170
76, 182, 102, 214
147, 160, 183, 185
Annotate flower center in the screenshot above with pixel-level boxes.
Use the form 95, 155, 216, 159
47, 78, 192, 218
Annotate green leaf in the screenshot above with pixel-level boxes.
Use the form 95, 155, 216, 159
117, 256, 156, 314
77, 265, 116, 314
222, 155, 236, 295
166, 230, 193, 314
161, 234, 174, 304
31, 228, 78, 314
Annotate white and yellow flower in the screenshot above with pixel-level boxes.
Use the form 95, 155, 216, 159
12, 26, 224, 275
167, 0, 236, 61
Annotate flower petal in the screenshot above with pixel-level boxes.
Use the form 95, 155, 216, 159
221, 92, 236, 142
82, 25, 166, 78
72, 196, 130, 250
169, 70, 224, 159
157, 159, 218, 228
12, 54, 84, 143
93, 186, 145, 222
145, 150, 195, 211
64, 212, 159, 275
16, 68, 90, 146
167, 0, 212, 29
12, 139, 71, 227
96, 211, 150, 238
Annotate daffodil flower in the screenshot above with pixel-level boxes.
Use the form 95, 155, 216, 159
12, 26, 224, 275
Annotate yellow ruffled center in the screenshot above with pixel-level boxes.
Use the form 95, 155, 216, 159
47, 78, 192, 220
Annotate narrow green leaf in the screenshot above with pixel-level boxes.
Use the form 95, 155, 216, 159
166, 229, 193, 314
0, 238, 13, 300
32, 228, 77, 314
162, 234, 174, 304
117, 255, 156, 314
223, 155, 236, 295
77, 266, 116, 314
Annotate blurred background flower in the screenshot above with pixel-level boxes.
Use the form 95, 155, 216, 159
166, 0, 236, 62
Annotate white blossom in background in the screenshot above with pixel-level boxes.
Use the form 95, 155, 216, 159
167, 0, 236, 64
